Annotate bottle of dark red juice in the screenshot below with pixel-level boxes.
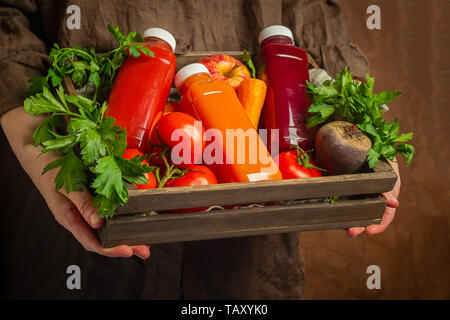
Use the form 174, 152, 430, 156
106, 28, 177, 153
256, 25, 313, 152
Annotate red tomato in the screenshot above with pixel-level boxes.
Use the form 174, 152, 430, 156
147, 101, 178, 153
164, 165, 218, 213
122, 148, 144, 161
156, 112, 205, 166
275, 150, 323, 179
122, 148, 157, 189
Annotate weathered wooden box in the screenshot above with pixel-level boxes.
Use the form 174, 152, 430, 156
98, 51, 398, 248
99, 158, 397, 248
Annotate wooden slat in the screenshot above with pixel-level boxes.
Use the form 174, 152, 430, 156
99, 196, 386, 247
116, 160, 397, 215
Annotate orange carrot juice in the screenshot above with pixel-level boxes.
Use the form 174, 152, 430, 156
175, 64, 281, 183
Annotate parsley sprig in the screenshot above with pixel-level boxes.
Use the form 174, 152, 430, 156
24, 25, 155, 218
306, 67, 415, 168
27, 24, 154, 101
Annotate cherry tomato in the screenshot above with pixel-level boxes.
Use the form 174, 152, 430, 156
274, 150, 323, 179
122, 148, 157, 189
156, 112, 205, 166
164, 165, 217, 213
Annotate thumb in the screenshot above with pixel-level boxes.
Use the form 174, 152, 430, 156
59, 187, 104, 229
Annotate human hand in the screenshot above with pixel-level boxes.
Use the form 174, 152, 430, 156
347, 160, 401, 237
1, 107, 150, 259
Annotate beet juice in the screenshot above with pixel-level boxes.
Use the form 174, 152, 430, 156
256, 25, 313, 152
106, 28, 177, 153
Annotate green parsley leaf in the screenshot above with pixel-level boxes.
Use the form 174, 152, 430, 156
91, 156, 128, 203
98, 116, 127, 156
71, 68, 87, 87
88, 71, 101, 88
32, 115, 63, 147
42, 149, 88, 194
128, 46, 141, 58
65, 94, 96, 114
24, 87, 70, 115
116, 157, 150, 185
373, 91, 402, 106
367, 148, 381, 169
306, 102, 336, 128
68, 117, 97, 133
27, 76, 48, 96
93, 194, 121, 219
79, 129, 109, 165
48, 68, 64, 87
41, 133, 79, 154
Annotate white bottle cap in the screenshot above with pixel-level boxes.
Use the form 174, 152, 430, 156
143, 27, 176, 52
175, 63, 211, 89
258, 25, 294, 44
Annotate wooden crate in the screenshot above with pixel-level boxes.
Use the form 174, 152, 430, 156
97, 51, 398, 247
99, 161, 397, 247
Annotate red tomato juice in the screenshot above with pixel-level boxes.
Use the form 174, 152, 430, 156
106, 32, 176, 153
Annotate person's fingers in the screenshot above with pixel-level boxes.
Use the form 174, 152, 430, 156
365, 206, 396, 235
382, 191, 399, 209
131, 245, 151, 260
58, 187, 104, 229
46, 190, 133, 258
39, 153, 150, 259
347, 227, 366, 238
58, 198, 148, 258
59, 206, 134, 257
59, 191, 151, 259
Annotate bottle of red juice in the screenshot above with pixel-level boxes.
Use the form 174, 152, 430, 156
106, 28, 177, 153
256, 25, 313, 152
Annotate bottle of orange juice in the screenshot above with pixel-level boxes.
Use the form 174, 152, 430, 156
175, 63, 281, 183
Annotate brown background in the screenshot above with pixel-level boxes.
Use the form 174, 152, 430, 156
301, 0, 450, 299
0, 0, 447, 300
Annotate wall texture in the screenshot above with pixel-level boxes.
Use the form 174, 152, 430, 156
301, 0, 449, 299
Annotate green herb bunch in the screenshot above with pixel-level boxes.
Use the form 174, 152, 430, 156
28, 25, 154, 99
306, 67, 415, 168
24, 25, 155, 218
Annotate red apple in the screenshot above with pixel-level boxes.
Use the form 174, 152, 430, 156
198, 54, 250, 89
